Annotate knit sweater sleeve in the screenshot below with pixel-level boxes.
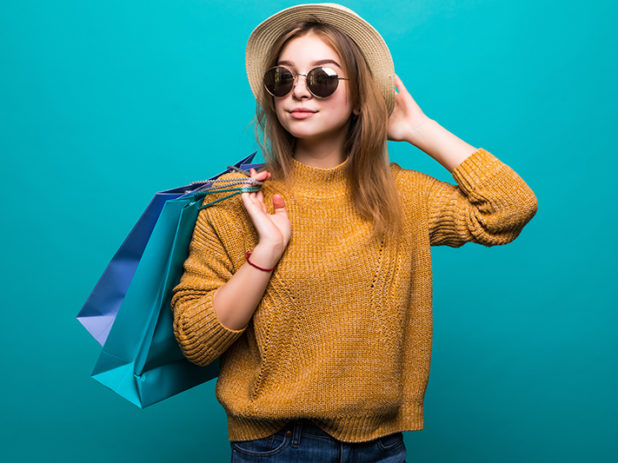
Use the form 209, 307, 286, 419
170, 201, 247, 367
424, 147, 538, 247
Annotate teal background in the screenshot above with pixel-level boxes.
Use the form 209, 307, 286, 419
1, 0, 616, 461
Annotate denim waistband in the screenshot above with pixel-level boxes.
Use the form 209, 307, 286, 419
274, 418, 404, 450
276, 418, 335, 447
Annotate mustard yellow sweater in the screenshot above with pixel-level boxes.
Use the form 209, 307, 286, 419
171, 147, 538, 443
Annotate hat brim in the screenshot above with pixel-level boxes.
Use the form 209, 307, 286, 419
245, 3, 395, 115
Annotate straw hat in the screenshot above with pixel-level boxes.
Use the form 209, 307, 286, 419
245, 3, 395, 115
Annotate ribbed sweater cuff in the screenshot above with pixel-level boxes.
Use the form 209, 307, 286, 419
451, 147, 505, 193
178, 291, 246, 365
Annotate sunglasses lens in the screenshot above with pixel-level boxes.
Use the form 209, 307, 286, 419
264, 67, 294, 97
307, 67, 339, 98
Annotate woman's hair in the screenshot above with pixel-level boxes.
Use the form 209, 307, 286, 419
255, 20, 402, 243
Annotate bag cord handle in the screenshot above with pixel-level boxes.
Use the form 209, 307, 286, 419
195, 166, 264, 210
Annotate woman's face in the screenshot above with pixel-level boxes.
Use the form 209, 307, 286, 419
273, 32, 353, 144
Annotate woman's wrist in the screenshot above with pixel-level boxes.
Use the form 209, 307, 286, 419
407, 118, 478, 173
248, 242, 283, 270
404, 115, 435, 147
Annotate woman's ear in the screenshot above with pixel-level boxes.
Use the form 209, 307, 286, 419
353, 107, 361, 116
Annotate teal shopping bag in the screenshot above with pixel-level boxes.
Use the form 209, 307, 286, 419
91, 160, 264, 408
77, 153, 259, 346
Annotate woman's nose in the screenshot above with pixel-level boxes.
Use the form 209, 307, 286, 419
291, 74, 311, 99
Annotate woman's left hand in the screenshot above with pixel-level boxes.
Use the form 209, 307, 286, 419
387, 74, 432, 144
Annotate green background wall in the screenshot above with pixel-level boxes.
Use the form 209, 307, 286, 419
1, 1, 616, 461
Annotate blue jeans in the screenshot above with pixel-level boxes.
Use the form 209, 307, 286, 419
230, 418, 407, 462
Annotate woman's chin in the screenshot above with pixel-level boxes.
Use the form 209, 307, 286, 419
285, 125, 347, 144
289, 130, 320, 140
283, 126, 322, 141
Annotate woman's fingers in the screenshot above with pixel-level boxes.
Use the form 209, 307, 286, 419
270, 194, 291, 244
242, 189, 265, 210
250, 167, 271, 182
242, 168, 283, 235
240, 171, 291, 248
394, 74, 407, 93
241, 192, 266, 226
272, 194, 286, 212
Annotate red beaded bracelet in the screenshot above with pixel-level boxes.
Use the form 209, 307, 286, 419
246, 251, 278, 272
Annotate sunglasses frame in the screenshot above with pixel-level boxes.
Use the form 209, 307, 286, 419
263, 65, 349, 99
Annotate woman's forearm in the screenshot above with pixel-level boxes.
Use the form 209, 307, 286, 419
408, 118, 478, 173
213, 242, 282, 331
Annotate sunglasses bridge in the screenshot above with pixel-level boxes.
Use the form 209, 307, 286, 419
288, 70, 343, 94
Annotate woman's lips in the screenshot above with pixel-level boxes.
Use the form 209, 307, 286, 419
289, 109, 316, 119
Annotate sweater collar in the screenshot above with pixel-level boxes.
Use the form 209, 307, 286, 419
288, 155, 351, 199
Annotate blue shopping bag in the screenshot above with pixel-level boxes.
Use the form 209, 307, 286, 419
77, 152, 260, 346
88, 154, 265, 408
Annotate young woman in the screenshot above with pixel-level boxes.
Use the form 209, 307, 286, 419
171, 4, 538, 462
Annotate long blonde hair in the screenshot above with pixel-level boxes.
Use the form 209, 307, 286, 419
254, 21, 402, 243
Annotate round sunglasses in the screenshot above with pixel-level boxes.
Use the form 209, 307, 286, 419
263, 66, 349, 98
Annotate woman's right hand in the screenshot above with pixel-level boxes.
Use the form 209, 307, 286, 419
240, 168, 292, 257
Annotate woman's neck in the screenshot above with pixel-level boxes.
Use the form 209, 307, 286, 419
292, 130, 349, 168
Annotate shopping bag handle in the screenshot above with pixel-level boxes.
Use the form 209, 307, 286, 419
188, 163, 266, 187
192, 173, 262, 210
197, 184, 261, 209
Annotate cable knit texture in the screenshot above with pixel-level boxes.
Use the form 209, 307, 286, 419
171, 147, 538, 443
